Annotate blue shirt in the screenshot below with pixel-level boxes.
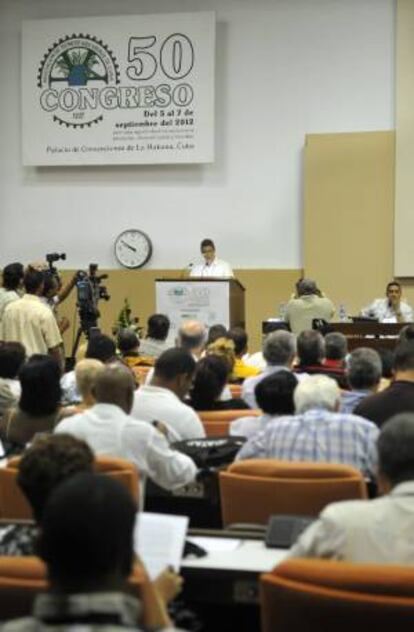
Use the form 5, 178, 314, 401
236, 407, 379, 478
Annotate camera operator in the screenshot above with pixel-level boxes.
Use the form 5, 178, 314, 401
0, 262, 24, 322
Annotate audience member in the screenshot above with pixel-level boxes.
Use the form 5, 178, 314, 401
230, 371, 298, 439
242, 330, 296, 408
63, 358, 105, 415
187, 355, 249, 411
324, 332, 348, 369
0, 355, 64, 449
0, 341, 25, 398
61, 333, 117, 405
118, 329, 155, 373
295, 330, 348, 387
0, 434, 93, 556
355, 342, 414, 427
132, 348, 204, 440
0, 268, 63, 370
237, 375, 378, 478
361, 281, 413, 323
2, 473, 178, 632
56, 364, 197, 491
228, 327, 260, 379
290, 413, 414, 563
0, 262, 24, 321
284, 278, 335, 334
176, 320, 207, 360
139, 314, 171, 359
207, 324, 228, 345
341, 348, 382, 414
398, 324, 414, 344
206, 336, 236, 376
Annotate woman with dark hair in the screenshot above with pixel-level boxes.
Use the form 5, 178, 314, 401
187, 355, 249, 411
0, 355, 64, 449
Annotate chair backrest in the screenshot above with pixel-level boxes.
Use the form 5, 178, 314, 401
0, 556, 161, 627
260, 558, 414, 631
219, 459, 367, 526
0, 455, 139, 520
199, 409, 261, 422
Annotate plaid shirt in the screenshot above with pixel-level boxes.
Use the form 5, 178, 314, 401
236, 408, 379, 478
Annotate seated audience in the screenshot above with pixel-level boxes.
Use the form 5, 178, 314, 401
290, 413, 414, 563
63, 358, 105, 415
207, 323, 228, 345
61, 333, 117, 404
139, 313, 171, 359
132, 348, 205, 440
399, 324, 414, 344
230, 371, 298, 439
0, 433, 94, 556
118, 329, 155, 371
187, 355, 249, 411
56, 364, 197, 491
176, 320, 207, 360
228, 327, 260, 380
0, 262, 24, 322
295, 330, 348, 388
0, 342, 26, 416
242, 330, 296, 408
341, 348, 382, 414
355, 341, 414, 427
2, 473, 178, 632
324, 332, 348, 369
284, 278, 335, 334
0, 355, 64, 449
237, 375, 379, 479
206, 336, 236, 376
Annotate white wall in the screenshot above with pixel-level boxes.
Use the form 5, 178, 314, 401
0, 0, 395, 269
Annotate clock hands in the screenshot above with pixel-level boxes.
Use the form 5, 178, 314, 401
121, 240, 137, 253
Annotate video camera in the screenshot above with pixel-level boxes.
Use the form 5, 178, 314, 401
45, 252, 66, 275
75, 263, 110, 334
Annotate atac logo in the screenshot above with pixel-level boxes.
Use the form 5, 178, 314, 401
37, 34, 120, 128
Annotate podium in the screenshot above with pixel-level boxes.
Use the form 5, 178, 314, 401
155, 278, 245, 336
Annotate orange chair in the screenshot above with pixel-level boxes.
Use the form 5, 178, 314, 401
219, 459, 367, 526
0, 556, 166, 627
260, 558, 414, 631
0, 455, 139, 520
134, 365, 152, 385
198, 409, 261, 437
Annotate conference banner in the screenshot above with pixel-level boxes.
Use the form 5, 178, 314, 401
21, 12, 215, 166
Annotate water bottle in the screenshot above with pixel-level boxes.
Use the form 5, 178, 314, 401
279, 302, 287, 320
338, 304, 347, 322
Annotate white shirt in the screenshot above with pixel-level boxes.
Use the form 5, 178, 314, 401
55, 403, 197, 491
190, 258, 234, 278
361, 298, 413, 323
0, 288, 20, 321
290, 481, 414, 564
132, 385, 205, 441
230, 413, 272, 439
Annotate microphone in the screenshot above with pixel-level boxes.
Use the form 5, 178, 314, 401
181, 262, 194, 279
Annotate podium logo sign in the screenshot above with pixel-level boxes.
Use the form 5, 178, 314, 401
22, 13, 215, 165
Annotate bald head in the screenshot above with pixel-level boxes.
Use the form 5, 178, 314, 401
93, 365, 135, 414
177, 320, 207, 356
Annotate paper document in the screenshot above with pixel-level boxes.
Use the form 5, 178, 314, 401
186, 536, 241, 553
134, 512, 189, 580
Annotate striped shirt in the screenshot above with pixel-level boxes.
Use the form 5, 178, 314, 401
236, 408, 379, 478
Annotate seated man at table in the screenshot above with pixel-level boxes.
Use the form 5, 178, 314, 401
284, 278, 335, 334
361, 281, 413, 323
289, 413, 414, 564
237, 375, 379, 479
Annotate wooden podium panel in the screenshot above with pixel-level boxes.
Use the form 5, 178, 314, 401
155, 278, 245, 337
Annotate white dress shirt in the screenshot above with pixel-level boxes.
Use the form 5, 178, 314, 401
131, 385, 205, 441
190, 258, 234, 278
361, 298, 413, 322
55, 403, 197, 491
290, 481, 414, 564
